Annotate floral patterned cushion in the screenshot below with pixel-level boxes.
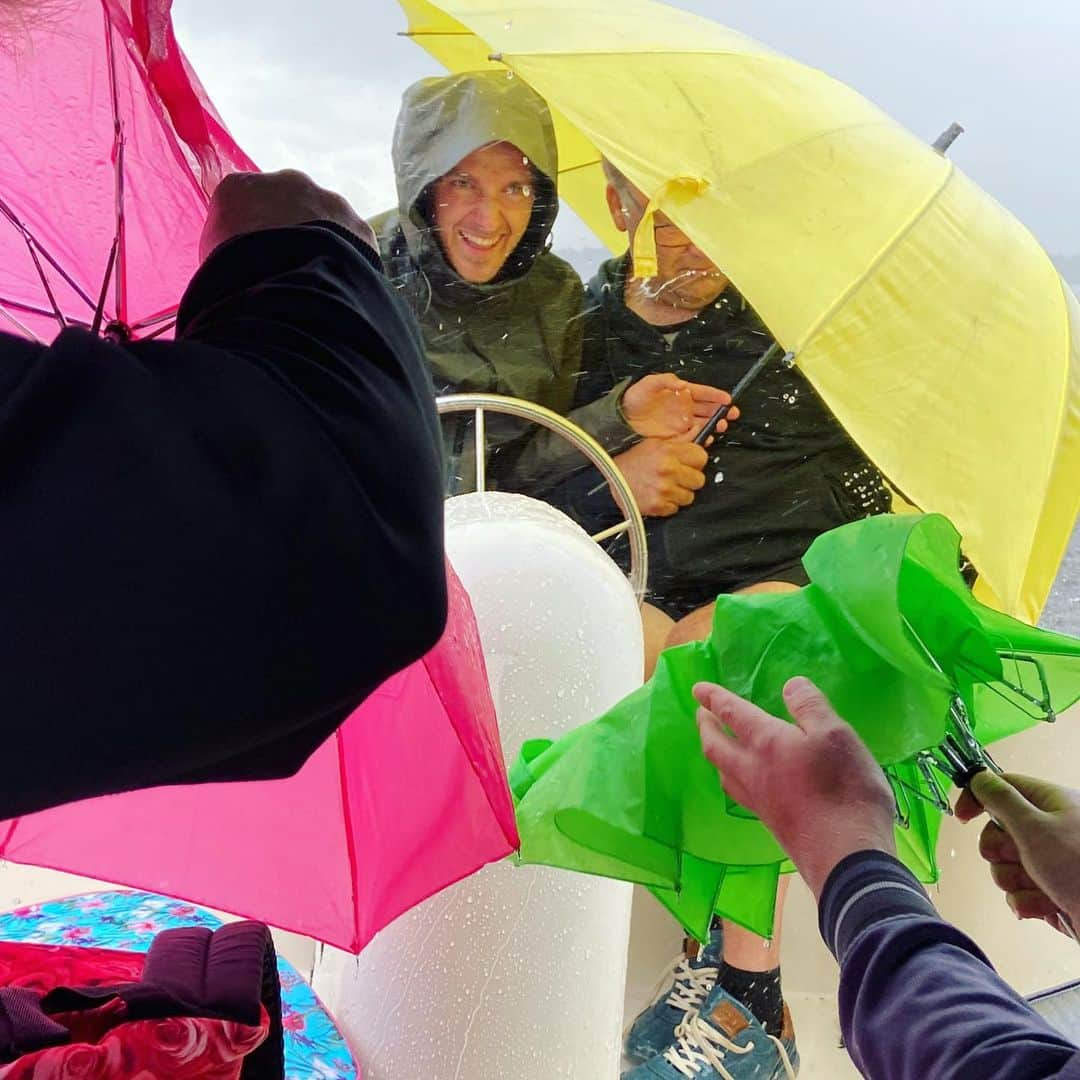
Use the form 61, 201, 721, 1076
0, 938, 272, 1079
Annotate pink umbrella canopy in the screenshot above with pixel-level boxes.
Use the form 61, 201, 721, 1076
1, 0, 519, 949
0, 0, 254, 342
0, 564, 519, 952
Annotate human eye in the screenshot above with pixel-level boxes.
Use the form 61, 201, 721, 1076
447, 174, 474, 191
506, 181, 534, 200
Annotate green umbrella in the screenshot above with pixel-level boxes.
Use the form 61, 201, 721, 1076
510, 514, 1080, 940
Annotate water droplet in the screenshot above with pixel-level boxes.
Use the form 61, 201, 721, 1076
714, 471, 725, 483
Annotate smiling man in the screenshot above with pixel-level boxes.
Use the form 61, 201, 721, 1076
375, 71, 734, 495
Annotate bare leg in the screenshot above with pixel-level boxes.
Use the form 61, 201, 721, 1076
641, 601, 675, 680
667, 583, 800, 972
664, 579, 799, 651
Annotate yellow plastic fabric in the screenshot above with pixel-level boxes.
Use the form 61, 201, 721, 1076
399, 0, 1080, 621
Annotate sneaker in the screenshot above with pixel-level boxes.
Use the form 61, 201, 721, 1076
624, 923, 724, 1063
622, 986, 799, 1079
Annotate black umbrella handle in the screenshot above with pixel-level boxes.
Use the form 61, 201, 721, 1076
693, 342, 791, 446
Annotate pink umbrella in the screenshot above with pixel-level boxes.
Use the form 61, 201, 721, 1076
0, 563, 519, 952
0, 0, 519, 950
0, 0, 254, 342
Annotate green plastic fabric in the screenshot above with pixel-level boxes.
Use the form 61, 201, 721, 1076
510, 514, 1080, 941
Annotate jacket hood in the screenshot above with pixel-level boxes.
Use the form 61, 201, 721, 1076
390, 71, 560, 288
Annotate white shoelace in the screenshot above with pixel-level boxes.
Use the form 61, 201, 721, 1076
662, 1008, 798, 1080
664, 957, 720, 1012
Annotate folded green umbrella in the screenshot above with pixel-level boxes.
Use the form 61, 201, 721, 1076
510, 514, 1080, 940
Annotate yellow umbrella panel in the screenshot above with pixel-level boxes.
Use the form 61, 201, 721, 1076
399, 0, 1080, 622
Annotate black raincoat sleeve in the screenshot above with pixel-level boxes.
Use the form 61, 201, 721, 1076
0, 222, 446, 818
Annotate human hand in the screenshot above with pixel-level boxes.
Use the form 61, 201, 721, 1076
694, 678, 897, 898
956, 772, 1080, 935
620, 373, 739, 439
613, 431, 709, 517
200, 170, 377, 262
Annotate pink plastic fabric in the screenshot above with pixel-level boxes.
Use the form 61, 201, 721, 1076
2, 1, 517, 951
0, 564, 519, 953
0, 0, 255, 342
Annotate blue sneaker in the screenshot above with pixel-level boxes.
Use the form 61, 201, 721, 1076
622, 987, 799, 1079
624, 925, 724, 1063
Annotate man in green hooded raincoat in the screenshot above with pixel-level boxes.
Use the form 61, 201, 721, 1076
375, 71, 733, 495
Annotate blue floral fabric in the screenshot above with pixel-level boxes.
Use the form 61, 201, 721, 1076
0, 890, 358, 1080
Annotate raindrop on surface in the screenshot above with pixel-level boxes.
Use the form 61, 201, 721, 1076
505, 69, 515, 79
714, 471, 725, 483
505, 18, 513, 30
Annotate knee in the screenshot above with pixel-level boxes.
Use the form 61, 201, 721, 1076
664, 604, 715, 650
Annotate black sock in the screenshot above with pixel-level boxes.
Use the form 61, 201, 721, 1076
716, 963, 784, 1038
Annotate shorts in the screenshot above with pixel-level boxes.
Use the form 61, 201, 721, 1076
646, 560, 811, 622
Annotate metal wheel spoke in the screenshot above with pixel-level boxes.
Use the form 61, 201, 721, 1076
590, 520, 632, 544
474, 407, 487, 493
437, 394, 648, 601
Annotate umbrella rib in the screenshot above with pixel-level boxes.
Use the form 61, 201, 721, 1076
0, 198, 99, 313
130, 307, 180, 331
139, 317, 177, 341
334, 729, 362, 951
0, 295, 92, 329
0, 197, 70, 328
796, 161, 955, 355
100, 5, 128, 331
0, 300, 46, 343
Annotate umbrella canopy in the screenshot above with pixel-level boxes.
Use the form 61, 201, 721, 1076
398, 0, 1080, 622
0, 564, 519, 953
510, 514, 1080, 940
2, 0, 519, 951
0, 0, 254, 343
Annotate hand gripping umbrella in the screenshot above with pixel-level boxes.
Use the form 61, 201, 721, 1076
398, 0, 1080, 623
509, 514, 1080, 940
1, 1, 519, 952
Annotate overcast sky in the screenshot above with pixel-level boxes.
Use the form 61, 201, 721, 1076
172, 0, 1080, 257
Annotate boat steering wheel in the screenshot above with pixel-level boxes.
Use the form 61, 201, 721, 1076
436, 393, 649, 603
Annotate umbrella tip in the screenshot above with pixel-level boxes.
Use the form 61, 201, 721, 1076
932, 122, 965, 155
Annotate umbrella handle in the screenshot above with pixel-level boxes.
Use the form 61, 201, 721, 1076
693, 343, 793, 446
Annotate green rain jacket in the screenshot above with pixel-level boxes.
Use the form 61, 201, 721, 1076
374, 71, 635, 493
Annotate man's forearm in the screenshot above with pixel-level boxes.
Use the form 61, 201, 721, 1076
821, 851, 1080, 1079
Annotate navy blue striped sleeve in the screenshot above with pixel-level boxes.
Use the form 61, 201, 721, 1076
820, 851, 1080, 1079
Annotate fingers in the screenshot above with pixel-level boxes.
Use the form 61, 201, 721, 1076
979, 820, 1021, 865
1006, 889, 1061, 921
954, 785, 986, 823
685, 383, 732, 406
989, 861, 1041, 895
648, 500, 680, 518
677, 408, 741, 441
692, 682, 785, 746
994, 773, 1072, 814
781, 677, 838, 735
697, 708, 744, 772
687, 422, 723, 441
969, 771, 1045, 831
674, 464, 707, 492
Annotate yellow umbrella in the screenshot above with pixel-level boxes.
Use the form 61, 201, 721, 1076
399, 0, 1080, 622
